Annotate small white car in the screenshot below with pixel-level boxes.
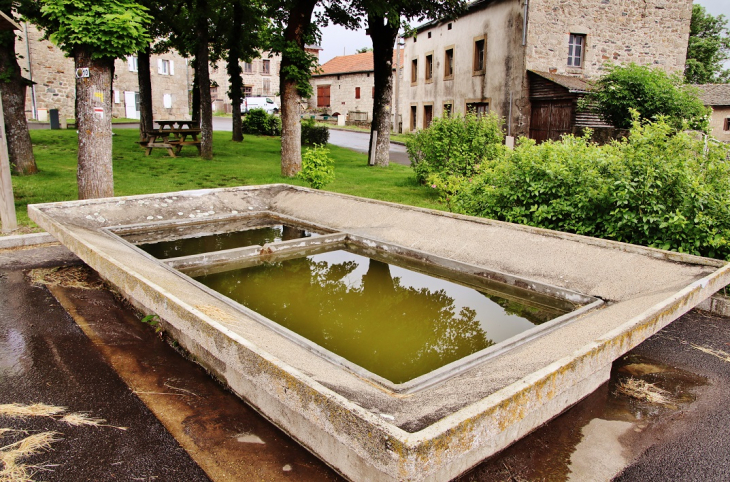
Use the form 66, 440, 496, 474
243, 97, 279, 114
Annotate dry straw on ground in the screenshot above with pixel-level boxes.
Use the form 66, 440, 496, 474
616, 377, 673, 406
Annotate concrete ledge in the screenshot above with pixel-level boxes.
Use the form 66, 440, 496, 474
697, 293, 730, 318
0, 232, 56, 250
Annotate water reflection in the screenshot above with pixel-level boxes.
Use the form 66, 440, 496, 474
138, 225, 313, 259
196, 250, 565, 384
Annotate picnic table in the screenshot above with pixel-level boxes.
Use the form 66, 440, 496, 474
155, 119, 200, 130
140, 121, 202, 157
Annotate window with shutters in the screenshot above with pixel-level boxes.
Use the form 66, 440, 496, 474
466, 101, 489, 117
243, 62, 253, 73
425, 53, 433, 83
317, 85, 331, 107
262, 59, 271, 74
411, 58, 418, 85
473, 36, 486, 75
410, 105, 417, 131
127, 56, 138, 72
443, 102, 453, 117
444, 47, 454, 80
355, 87, 360, 99
263, 79, 271, 94
725, 117, 730, 131
423, 104, 433, 128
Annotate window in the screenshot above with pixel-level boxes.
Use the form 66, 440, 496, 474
127, 56, 138, 72
568, 34, 585, 67
355, 87, 361, 99
163, 93, 172, 109
262, 59, 271, 74
448, 23, 452, 30
410, 105, 417, 131
444, 47, 454, 80
411, 58, 418, 84
243, 62, 253, 73
473, 36, 486, 74
317, 85, 331, 107
423, 105, 433, 128
725, 117, 730, 131
425, 53, 433, 82
243, 86, 253, 97
372, 86, 375, 98
443, 102, 453, 117
428, 32, 432, 39
466, 102, 489, 117
263, 79, 270, 94
158, 59, 174, 75
114, 90, 121, 104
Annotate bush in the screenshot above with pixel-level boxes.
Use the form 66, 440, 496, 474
579, 63, 710, 132
298, 144, 335, 189
405, 111, 506, 184
242, 108, 282, 136
443, 114, 730, 260
301, 117, 330, 145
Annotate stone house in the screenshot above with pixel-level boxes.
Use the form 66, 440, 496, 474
309, 51, 401, 123
19, 23, 191, 123
694, 84, 730, 143
401, 0, 693, 139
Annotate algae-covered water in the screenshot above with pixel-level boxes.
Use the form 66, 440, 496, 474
138, 225, 314, 259
195, 249, 569, 384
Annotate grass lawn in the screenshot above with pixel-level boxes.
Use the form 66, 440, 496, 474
6, 128, 440, 230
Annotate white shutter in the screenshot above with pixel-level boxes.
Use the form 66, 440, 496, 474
114, 90, 120, 104
163, 93, 172, 109
127, 56, 134, 72
169, 60, 175, 76
157, 59, 163, 74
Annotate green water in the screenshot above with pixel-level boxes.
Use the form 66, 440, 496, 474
195, 248, 570, 384
138, 225, 314, 259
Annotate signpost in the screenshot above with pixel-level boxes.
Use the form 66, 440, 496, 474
0, 11, 21, 233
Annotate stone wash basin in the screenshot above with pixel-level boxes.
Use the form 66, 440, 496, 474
29, 185, 730, 481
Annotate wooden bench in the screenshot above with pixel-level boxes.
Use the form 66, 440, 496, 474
139, 128, 201, 157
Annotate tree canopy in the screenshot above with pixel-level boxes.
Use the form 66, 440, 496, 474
580, 63, 710, 132
685, 4, 730, 84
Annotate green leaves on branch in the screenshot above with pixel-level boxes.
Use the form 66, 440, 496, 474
579, 63, 710, 132
298, 144, 334, 189
38, 0, 152, 59
685, 4, 730, 84
422, 113, 730, 260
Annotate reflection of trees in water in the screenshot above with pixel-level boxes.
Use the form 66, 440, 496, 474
480, 292, 561, 325
201, 254, 494, 383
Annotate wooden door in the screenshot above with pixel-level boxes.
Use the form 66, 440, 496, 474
317, 85, 330, 107
529, 100, 574, 142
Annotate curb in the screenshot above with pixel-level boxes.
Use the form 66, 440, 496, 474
697, 293, 730, 319
0, 232, 56, 250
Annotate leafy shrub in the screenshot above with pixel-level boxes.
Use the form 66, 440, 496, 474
242, 108, 282, 136
579, 63, 710, 132
301, 117, 330, 145
406, 111, 506, 184
444, 114, 730, 260
298, 144, 335, 189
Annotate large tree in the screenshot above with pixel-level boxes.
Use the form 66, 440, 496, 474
36, 0, 151, 199
268, 0, 355, 177
361, 0, 464, 167
685, 4, 730, 84
0, 2, 37, 175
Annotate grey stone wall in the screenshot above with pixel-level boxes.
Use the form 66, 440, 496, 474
525, 0, 693, 78
708, 106, 730, 143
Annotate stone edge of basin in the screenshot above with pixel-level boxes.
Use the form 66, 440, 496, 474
26, 184, 730, 482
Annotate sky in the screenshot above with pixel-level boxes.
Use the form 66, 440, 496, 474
318, 0, 730, 65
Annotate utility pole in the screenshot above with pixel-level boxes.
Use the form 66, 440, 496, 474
393, 37, 403, 134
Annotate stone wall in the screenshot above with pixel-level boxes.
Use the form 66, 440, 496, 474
208, 52, 282, 113
526, 0, 693, 78
708, 106, 730, 143
18, 24, 191, 122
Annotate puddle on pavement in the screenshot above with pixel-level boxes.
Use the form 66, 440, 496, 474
457, 354, 707, 482
31, 265, 341, 482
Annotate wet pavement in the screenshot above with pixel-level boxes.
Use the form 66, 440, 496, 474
2, 242, 730, 481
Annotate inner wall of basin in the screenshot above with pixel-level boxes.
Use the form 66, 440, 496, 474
135, 224, 318, 259
193, 245, 573, 384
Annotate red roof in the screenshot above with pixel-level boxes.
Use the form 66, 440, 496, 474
315, 51, 404, 76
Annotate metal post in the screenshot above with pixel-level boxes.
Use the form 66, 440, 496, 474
0, 92, 18, 232
393, 38, 402, 134
368, 130, 378, 166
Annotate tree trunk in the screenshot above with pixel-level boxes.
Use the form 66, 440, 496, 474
191, 60, 200, 122
279, 0, 317, 177
196, 4, 213, 159
0, 29, 37, 175
228, 1, 244, 142
74, 47, 114, 199
137, 45, 153, 141
367, 13, 399, 167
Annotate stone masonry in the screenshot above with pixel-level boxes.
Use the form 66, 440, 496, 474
208, 52, 283, 113
525, 0, 693, 78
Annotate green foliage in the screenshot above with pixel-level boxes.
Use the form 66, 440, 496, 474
301, 117, 329, 145
405, 111, 506, 184
298, 144, 335, 189
38, 0, 152, 59
579, 63, 710, 132
242, 109, 282, 136
356, 47, 373, 53
685, 4, 730, 84
441, 115, 730, 260
141, 314, 163, 334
